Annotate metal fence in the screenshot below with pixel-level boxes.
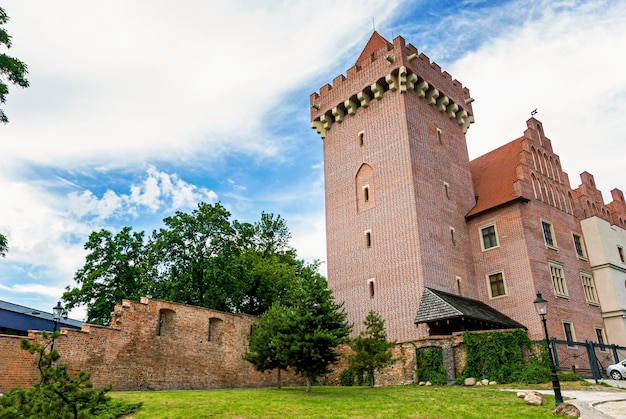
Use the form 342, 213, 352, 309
534, 339, 626, 380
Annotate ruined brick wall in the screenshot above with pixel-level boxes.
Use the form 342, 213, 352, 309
0, 298, 304, 392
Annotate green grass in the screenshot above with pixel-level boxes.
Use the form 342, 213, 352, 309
112, 385, 559, 418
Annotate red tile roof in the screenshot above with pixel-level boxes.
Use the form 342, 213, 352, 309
356, 31, 393, 65
467, 137, 526, 217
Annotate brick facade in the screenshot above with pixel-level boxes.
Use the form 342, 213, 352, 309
312, 32, 611, 344
0, 297, 304, 392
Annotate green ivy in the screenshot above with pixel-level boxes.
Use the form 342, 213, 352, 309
415, 347, 447, 385
458, 329, 550, 384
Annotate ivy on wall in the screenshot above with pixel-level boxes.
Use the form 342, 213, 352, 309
415, 347, 447, 385
459, 329, 550, 384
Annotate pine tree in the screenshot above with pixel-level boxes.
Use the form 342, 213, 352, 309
347, 310, 398, 386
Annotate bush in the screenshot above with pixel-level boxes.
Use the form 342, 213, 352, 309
415, 347, 446, 385
0, 332, 141, 419
458, 329, 550, 385
340, 369, 354, 386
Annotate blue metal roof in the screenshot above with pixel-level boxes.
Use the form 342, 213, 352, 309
0, 300, 83, 333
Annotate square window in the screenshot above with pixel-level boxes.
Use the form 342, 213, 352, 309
572, 233, 586, 259
542, 221, 556, 248
581, 273, 598, 305
488, 272, 506, 298
549, 263, 568, 297
481, 225, 498, 250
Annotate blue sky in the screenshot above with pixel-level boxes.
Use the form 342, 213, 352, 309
1, 0, 625, 320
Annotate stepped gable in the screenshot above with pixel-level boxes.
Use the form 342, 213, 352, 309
310, 32, 474, 138
608, 189, 626, 227
467, 137, 527, 218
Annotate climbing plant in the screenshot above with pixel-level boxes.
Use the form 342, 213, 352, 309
415, 347, 447, 385
459, 329, 549, 384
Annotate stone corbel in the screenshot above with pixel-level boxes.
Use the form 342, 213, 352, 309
357, 91, 370, 108
425, 88, 439, 105
371, 82, 384, 100
344, 99, 357, 116
407, 73, 418, 91
385, 74, 398, 91
416, 80, 429, 98
320, 114, 333, 130
446, 103, 459, 119
436, 95, 449, 112
311, 120, 327, 139
332, 106, 345, 123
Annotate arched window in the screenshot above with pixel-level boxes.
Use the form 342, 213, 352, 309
531, 173, 539, 199
208, 317, 224, 342
531, 147, 538, 171
356, 164, 374, 212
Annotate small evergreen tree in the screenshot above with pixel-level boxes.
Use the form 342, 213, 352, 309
243, 302, 291, 388
0, 332, 141, 419
346, 310, 397, 386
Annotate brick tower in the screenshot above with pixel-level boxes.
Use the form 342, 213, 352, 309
310, 33, 477, 342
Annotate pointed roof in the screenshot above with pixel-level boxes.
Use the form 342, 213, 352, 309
415, 288, 525, 330
466, 137, 529, 218
355, 31, 393, 65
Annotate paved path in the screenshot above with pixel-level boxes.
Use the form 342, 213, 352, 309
512, 380, 626, 419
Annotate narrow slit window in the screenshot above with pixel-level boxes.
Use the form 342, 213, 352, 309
367, 279, 375, 298
450, 227, 456, 246
358, 130, 365, 146
436, 128, 442, 143
619, 246, 625, 263
444, 182, 450, 199
365, 230, 372, 247
363, 186, 369, 202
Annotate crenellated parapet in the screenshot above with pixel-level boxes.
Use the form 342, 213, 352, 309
310, 34, 474, 139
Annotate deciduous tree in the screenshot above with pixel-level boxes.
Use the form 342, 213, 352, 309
346, 310, 397, 386
63, 227, 148, 325
0, 232, 7, 257
1, 6, 29, 124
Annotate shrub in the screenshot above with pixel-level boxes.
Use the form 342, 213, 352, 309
415, 347, 446, 385
340, 369, 354, 386
0, 332, 141, 419
458, 329, 550, 385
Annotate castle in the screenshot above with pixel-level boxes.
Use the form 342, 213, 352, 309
311, 32, 626, 346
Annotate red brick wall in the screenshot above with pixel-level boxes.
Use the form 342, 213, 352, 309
0, 298, 304, 392
314, 35, 477, 343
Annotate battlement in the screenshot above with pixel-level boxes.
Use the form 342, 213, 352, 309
310, 33, 474, 138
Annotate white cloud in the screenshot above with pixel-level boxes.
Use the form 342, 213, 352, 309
452, 0, 626, 201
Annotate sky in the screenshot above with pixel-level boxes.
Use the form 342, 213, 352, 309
1, 0, 625, 321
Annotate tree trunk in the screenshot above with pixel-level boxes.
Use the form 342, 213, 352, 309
306, 377, 311, 393
369, 371, 375, 387
277, 369, 282, 389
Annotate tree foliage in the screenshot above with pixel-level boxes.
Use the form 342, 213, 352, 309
346, 310, 397, 386
63, 227, 148, 325
0, 332, 141, 418
64, 202, 313, 325
0, 232, 7, 257
244, 270, 352, 392
1, 6, 29, 124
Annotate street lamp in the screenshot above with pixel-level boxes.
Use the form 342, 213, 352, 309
533, 293, 563, 406
50, 301, 68, 353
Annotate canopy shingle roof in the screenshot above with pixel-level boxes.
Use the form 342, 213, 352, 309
415, 288, 526, 330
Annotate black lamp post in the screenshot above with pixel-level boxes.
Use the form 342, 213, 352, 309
533, 293, 563, 406
50, 301, 68, 353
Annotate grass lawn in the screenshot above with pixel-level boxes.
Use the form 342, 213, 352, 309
112, 385, 561, 418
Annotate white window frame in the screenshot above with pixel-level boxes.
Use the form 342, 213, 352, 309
549, 261, 568, 298
479, 224, 499, 251
572, 233, 587, 260
542, 220, 558, 249
486, 271, 507, 299
562, 321, 576, 347
580, 272, 599, 305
